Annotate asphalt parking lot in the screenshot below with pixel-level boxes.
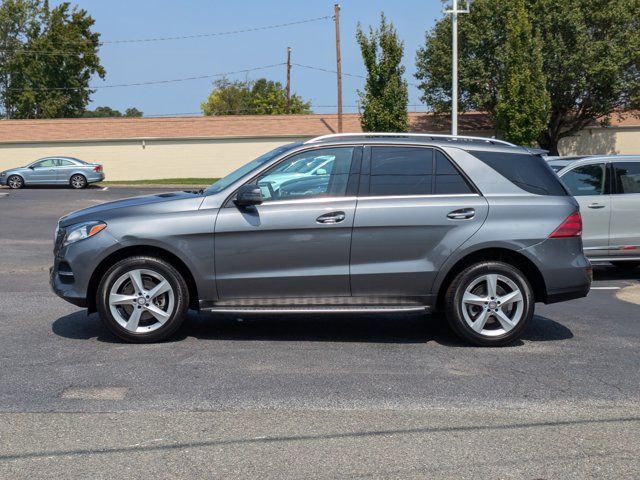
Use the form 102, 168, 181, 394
1, 186, 639, 479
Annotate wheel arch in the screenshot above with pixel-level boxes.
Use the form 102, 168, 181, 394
86, 245, 199, 313
434, 247, 547, 311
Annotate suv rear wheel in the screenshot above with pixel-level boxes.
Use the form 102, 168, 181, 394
97, 256, 189, 343
444, 261, 534, 347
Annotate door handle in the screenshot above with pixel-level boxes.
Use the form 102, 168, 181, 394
447, 208, 475, 220
588, 203, 605, 209
316, 211, 346, 224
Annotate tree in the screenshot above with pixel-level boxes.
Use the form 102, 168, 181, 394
82, 106, 143, 117
0, 0, 104, 119
495, 0, 550, 145
124, 107, 142, 117
83, 106, 121, 117
356, 13, 408, 132
415, 0, 640, 154
201, 77, 311, 115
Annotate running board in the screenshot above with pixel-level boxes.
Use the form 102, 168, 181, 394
201, 306, 428, 314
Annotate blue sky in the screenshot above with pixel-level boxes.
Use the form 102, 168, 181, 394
55, 1, 445, 116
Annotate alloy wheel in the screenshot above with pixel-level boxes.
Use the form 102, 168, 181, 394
8, 176, 23, 189
108, 268, 175, 333
461, 274, 525, 337
71, 175, 86, 189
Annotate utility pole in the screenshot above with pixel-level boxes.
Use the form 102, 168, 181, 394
286, 47, 292, 114
334, 3, 343, 133
444, 1, 470, 136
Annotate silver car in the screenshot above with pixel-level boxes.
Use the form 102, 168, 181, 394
50, 134, 591, 346
0, 156, 104, 189
549, 156, 640, 270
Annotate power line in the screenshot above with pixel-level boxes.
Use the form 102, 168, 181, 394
293, 62, 419, 87
0, 15, 333, 55
8, 63, 285, 91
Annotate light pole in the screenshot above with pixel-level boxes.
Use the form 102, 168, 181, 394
444, 1, 470, 136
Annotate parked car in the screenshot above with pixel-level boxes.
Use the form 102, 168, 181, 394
547, 155, 640, 269
0, 156, 104, 189
51, 133, 591, 346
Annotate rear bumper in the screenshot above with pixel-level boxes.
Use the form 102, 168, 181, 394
520, 237, 592, 304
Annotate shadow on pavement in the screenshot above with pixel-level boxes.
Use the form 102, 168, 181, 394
52, 310, 573, 347
593, 264, 640, 282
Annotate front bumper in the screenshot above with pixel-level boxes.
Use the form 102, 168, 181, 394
50, 227, 119, 309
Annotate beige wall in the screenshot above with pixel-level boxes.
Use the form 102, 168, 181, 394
0, 136, 306, 181
559, 127, 640, 156
2, 128, 639, 181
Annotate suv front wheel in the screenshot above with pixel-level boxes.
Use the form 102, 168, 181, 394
97, 256, 189, 343
444, 261, 534, 347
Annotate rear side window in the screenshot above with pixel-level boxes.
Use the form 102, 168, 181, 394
370, 147, 433, 196
613, 162, 640, 194
469, 150, 568, 196
561, 164, 606, 196
58, 159, 75, 166
434, 151, 473, 194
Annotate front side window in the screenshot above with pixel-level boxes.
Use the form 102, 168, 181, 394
561, 164, 606, 196
204, 143, 301, 195
255, 147, 354, 201
613, 162, 640, 194
33, 158, 57, 168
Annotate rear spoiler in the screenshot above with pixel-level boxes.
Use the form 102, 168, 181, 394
525, 147, 549, 156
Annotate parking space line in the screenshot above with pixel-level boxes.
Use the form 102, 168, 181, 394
591, 286, 622, 290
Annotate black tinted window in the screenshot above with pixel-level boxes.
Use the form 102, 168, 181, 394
614, 162, 640, 194
562, 164, 606, 196
434, 151, 473, 194
370, 147, 433, 196
469, 150, 568, 196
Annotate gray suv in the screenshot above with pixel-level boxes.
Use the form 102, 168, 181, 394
50, 134, 591, 346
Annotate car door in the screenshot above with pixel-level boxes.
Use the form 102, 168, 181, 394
56, 158, 77, 184
28, 158, 59, 184
609, 161, 640, 257
214, 146, 360, 300
559, 162, 611, 258
350, 146, 489, 297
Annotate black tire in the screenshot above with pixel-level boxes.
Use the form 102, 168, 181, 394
7, 175, 24, 189
70, 174, 87, 189
444, 261, 534, 347
610, 261, 640, 270
96, 256, 189, 343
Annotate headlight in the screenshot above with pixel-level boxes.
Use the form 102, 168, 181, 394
0, 172, 6, 177
64, 221, 107, 246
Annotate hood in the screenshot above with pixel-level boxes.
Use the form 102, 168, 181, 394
59, 190, 202, 227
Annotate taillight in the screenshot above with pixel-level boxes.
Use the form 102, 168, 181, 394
549, 211, 582, 238
93, 165, 103, 172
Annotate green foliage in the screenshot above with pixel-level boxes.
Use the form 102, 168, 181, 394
82, 106, 143, 118
495, 0, 550, 145
356, 13, 408, 132
0, 0, 105, 119
124, 107, 143, 117
415, 0, 640, 153
201, 77, 311, 115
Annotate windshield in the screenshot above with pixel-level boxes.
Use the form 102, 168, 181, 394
203, 143, 301, 195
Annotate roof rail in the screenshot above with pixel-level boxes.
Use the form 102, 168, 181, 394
304, 132, 517, 147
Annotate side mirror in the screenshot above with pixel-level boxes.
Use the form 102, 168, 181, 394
234, 184, 263, 207
315, 168, 327, 175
